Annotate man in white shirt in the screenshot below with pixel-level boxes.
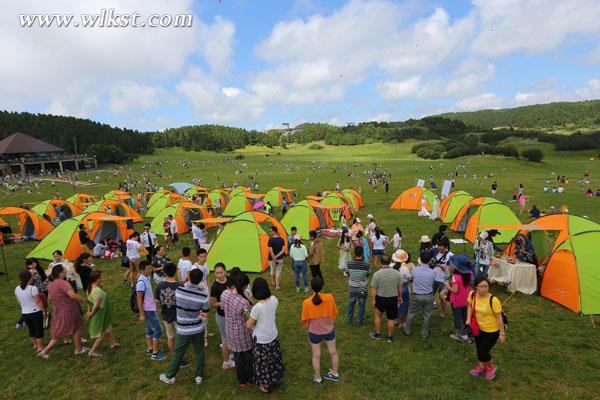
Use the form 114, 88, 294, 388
125, 232, 144, 286
191, 248, 209, 289
177, 247, 193, 283
191, 222, 207, 251
140, 223, 158, 262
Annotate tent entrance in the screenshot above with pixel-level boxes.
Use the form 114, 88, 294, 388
93, 221, 122, 242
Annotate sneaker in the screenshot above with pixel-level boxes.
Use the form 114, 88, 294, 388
432, 302, 439, 309
222, 360, 236, 370
16, 322, 24, 329
343, 271, 348, 277
88, 351, 102, 358
145, 348, 153, 354
370, 332, 381, 340
386, 336, 393, 343
304, 287, 310, 293
159, 374, 175, 385
313, 377, 323, 387
180, 359, 191, 368
195, 376, 203, 385
485, 366, 497, 380
323, 370, 340, 382
296, 287, 300, 292
449, 333, 461, 341
74, 347, 89, 356
151, 352, 167, 361
469, 365, 484, 376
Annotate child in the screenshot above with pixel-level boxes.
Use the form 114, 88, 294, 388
392, 228, 402, 250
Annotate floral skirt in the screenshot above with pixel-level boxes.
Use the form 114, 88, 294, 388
253, 337, 284, 386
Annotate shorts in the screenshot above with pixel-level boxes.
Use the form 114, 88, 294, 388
162, 320, 176, 339
22, 311, 44, 339
375, 296, 399, 320
269, 259, 283, 277
309, 329, 336, 344
372, 249, 385, 256
144, 311, 162, 341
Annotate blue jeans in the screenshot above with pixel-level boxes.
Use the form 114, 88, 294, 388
346, 288, 368, 325
145, 311, 162, 341
293, 260, 308, 288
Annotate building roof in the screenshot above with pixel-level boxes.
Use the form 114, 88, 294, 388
0, 132, 65, 154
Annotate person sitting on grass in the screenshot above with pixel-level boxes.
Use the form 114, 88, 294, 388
301, 278, 340, 387
370, 254, 403, 342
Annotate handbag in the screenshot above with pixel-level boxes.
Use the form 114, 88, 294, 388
469, 293, 481, 337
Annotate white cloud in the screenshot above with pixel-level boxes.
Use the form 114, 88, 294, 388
574, 79, 600, 99
454, 92, 506, 111
108, 81, 169, 114
366, 112, 391, 122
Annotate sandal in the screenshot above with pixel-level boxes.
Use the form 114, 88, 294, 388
110, 343, 122, 349
88, 351, 102, 358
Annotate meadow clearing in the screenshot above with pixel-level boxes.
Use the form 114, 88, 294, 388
1, 141, 599, 400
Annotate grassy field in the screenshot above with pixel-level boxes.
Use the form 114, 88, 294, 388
1, 142, 600, 400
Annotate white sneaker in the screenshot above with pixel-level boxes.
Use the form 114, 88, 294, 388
195, 376, 203, 385
296, 287, 300, 292
159, 374, 175, 385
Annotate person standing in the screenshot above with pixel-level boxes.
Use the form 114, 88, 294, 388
125, 232, 145, 287
221, 273, 254, 387
308, 230, 325, 283
177, 247, 193, 283
466, 277, 506, 380
247, 278, 284, 394
403, 249, 436, 339
163, 217, 173, 249
192, 222, 207, 251
38, 265, 88, 359
74, 252, 93, 293
267, 226, 286, 291
289, 235, 310, 293
369, 227, 388, 266
151, 245, 170, 283
431, 225, 449, 249
432, 242, 453, 318
392, 228, 402, 251
474, 232, 495, 278
210, 263, 235, 370
337, 233, 352, 275
86, 270, 120, 357
159, 269, 210, 385
78, 224, 90, 253
301, 278, 340, 386
15, 270, 46, 354
140, 223, 158, 263
391, 250, 412, 328
168, 215, 179, 246
446, 255, 473, 342
137, 261, 167, 361
370, 254, 403, 342
491, 181, 498, 198
345, 246, 370, 326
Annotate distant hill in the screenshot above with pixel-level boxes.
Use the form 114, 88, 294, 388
438, 100, 600, 130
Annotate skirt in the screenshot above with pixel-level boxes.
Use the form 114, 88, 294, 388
253, 337, 284, 386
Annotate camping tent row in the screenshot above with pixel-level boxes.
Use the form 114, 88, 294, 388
0, 207, 54, 240
103, 190, 144, 210
207, 211, 288, 273
28, 212, 134, 261
390, 186, 437, 212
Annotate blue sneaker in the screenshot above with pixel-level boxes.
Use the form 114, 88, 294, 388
151, 352, 167, 361
323, 370, 340, 382
370, 332, 381, 340
313, 377, 323, 387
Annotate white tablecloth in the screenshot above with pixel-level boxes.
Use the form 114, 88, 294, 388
489, 257, 537, 295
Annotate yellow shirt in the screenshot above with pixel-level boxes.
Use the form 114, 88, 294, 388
469, 291, 502, 333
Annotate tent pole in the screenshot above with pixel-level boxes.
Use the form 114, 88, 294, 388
590, 315, 596, 329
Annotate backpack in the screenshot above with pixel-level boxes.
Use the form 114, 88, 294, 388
130, 279, 145, 314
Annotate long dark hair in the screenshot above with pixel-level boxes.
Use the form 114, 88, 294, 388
395, 227, 402, 237
75, 252, 91, 275
460, 272, 471, 287
87, 270, 102, 295
25, 258, 46, 282
19, 269, 32, 290
50, 264, 64, 281
311, 277, 324, 306
233, 273, 249, 296
375, 227, 381, 240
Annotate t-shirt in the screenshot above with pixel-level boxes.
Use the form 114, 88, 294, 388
136, 274, 156, 312
411, 264, 436, 295
308, 317, 334, 335
398, 265, 412, 284
289, 244, 308, 261
191, 263, 209, 288
469, 291, 502, 332
169, 220, 178, 235
178, 259, 193, 282
126, 239, 142, 259
79, 230, 89, 245
474, 240, 494, 265
370, 235, 388, 250
392, 233, 402, 249
371, 267, 402, 297
268, 236, 285, 260
210, 280, 229, 317
152, 255, 170, 277
191, 225, 206, 242
346, 259, 370, 291
450, 273, 472, 308
175, 285, 210, 335
15, 285, 40, 314
249, 296, 279, 344
78, 264, 92, 292
155, 281, 180, 322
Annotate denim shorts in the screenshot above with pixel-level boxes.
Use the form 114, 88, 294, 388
144, 311, 162, 340
372, 249, 385, 255
309, 329, 336, 344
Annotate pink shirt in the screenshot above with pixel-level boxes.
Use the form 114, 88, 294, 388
450, 273, 472, 308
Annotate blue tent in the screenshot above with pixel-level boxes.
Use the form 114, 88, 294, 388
167, 182, 195, 195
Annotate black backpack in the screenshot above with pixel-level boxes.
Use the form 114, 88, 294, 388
130, 280, 145, 314
490, 294, 509, 329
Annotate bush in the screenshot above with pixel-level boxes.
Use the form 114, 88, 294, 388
521, 148, 544, 162
415, 144, 444, 159
309, 143, 324, 150
235, 154, 244, 160
497, 145, 519, 158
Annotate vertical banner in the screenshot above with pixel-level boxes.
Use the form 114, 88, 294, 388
441, 180, 453, 199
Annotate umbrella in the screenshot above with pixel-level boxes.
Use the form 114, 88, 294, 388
253, 201, 265, 210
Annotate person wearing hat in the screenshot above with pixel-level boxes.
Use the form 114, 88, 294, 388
418, 235, 432, 257
391, 250, 412, 328
289, 234, 309, 293
403, 249, 436, 339
474, 232, 495, 278
446, 255, 473, 342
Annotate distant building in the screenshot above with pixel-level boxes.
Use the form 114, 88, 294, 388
0, 132, 97, 176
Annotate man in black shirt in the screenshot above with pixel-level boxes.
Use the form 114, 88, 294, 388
78, 224, 90, 251
267, 226, 286, 290
431, 225, 450, 250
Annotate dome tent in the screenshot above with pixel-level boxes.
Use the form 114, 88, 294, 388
450, 197, 521, 243
280, 200, 334, 239
263, 187, 295, 207
82, 199, 144, 223
222, 194, 253, 217
207, 189, 231, 207
390, 187, 436, 211
341, 188, 363, 210
320, 192, 353, 221
145, 193, 187, 218
65, 193, 98, 209
0, 207, 54, 240
150, 201, 213, 236
166, 182, 195, 195
31, 199, 82, 222
439, 191, 474, 223
207, 211, 288, 273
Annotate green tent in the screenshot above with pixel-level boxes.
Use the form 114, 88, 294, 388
208, 190, 229, 206
280, 200, 320, 238
230, 187, 248, 198
146, 191, 169, 209
440, 191, 474, 223
321, 193, 349, 222
27, 215, 87, 260
263, 188, 282, 207
222, 194, 251, 217
451, 197, 521, 243
341, 189, 358, 209
149, 202, 205, 236
145, 194, 184, 219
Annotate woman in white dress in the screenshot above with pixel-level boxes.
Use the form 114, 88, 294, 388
337, 233, 352, 274
429, 196, 441, 220
418, 196, 431, 217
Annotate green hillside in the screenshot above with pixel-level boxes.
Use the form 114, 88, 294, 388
439, 100, 600, 129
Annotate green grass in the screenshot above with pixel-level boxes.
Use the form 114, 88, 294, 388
1, 143, 600, 400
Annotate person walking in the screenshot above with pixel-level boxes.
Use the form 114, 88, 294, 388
247, 278, 284, 394
86, 270, 120, 357
289, 235, 310, 293
446, 255, 473, 342
267, 226, 286, 291
15, 270, 46, 354
301, 278, 340, 387
210, 263, 235, 370
159, 269, 211, 385
369, 227, 388, 267
403, 249, 436, 339
345, 246, 370, 326
392, 227, 402, 251
465, 277, 506, 380
474, 232, 495, 278
125, 232, 145, 287
221, 272, 254, 388
308, 230, 325, 283
136, 261, 167, 361
370, 254, 403, 342
38, 265, 88, 359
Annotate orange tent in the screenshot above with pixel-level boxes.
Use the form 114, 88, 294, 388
66, 193, 98, 209
450, 197, 521, 243
390, 187, 436, 211
83, 199, 144, 223
31, 199, 82, 221
0, 207, 54, 240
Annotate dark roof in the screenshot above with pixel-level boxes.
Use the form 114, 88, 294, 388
0, 132, 65, 154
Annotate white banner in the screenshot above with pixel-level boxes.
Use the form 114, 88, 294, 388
441, 180, 453, 199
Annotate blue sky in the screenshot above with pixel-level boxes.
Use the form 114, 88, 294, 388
2, 0, 600, 131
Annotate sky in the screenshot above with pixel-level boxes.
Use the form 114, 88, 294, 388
2, 0, 600, 132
